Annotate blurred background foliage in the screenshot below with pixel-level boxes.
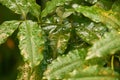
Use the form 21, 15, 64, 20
0, 4, 20, 80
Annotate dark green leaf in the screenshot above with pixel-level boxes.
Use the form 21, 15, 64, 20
41, 0, 72, 18
112, 0, 120, 12
28, 2, 41, 20
43, 23, 71, 58
95, 0, 114, 10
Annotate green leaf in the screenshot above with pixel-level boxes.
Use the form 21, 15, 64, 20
0, 0, 40, 18
48, 23, 71, 58
43, 48, 87, 79
64, 65, 120, 80
0, 20, 20, 44
112, 0, 120, 12
18, 20, 45, 68
17, 63, 41, 80
62, 9, 74, 19
17, 63, 32, 80
56, 7, 74, 19
76, 22, 104, 44
86, 31, 120, 60
95, 0, 114, 10
43, 23, 71, 58
0, 0, 28, 15
28, 1, 41, 20
75, 5, 120, 30
41, 0, 71, 18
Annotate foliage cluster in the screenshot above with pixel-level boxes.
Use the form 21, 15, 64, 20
0, 0, 120, 80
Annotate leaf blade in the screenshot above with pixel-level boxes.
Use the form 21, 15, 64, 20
0, 0, 41, 18
64, 65, 120, 80
18, 20, 45, 67
75, 5, 120, 30
43, 49, 87, 79
0, 21, 20, 44
41, 0, 71, 18
86, 31, 120, 60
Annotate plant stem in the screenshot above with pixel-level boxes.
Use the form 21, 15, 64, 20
111, 55, 114, 70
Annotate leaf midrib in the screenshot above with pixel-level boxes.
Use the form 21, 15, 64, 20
25, 21, 34, 67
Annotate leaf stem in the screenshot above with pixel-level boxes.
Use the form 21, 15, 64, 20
111, 55, 114, 70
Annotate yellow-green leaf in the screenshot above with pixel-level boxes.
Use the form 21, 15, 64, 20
0, 21, 20, 44
64, 65, 120, 80
86, 31, 120, 60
